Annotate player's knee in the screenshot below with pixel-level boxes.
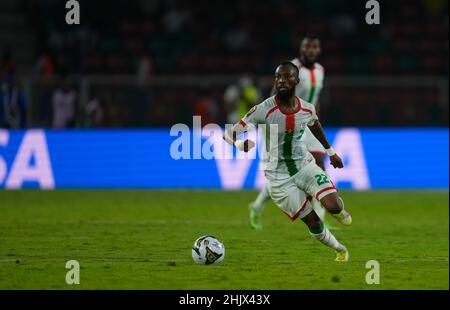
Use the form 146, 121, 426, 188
322, 198, 342, 214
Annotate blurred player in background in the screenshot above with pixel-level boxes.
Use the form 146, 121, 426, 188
224, 62, 351, 261
224, 76, 262, 125
0, 76, 27, 129
248, 36, 328, 230
52, 80, 77, 129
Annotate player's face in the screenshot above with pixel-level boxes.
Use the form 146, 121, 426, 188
274, 65, 299, 98
300, 39, 321, 64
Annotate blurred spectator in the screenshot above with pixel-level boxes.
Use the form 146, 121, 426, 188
34, 52, 55, 77
0, 76, 28, 128
224, 26, 249, 51
237, 77, 261, 121
1, 47, 15, 77
137, 55, 155, 85
330, 14, 356, 37
84, 97, 104, 128
29, 0, 448, 77
47, 27, 64, 51
52, 81, 77, 128
19, 0, 449, 127
162, 3, 190, 33
224, 76, 262, 124
223, 83, 241, 124
194, 91, 219, 125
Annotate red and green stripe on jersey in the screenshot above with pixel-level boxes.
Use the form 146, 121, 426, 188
307, 67, 316, 103
273, 96, 303, 177
283, 113, 299, 176
265, 96, 315, 177
271, 96, 315, 177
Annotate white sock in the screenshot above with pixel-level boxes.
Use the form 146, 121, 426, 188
312, 198, 326, 221
251, 184, 270, 212
310, 227, 346, 252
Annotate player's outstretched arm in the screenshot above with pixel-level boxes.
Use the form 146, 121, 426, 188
308, 120, 343, 168
223, 122, 256, 153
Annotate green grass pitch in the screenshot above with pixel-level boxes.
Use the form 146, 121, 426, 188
0, 190, 448, 289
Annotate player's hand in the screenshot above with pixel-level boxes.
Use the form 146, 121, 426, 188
330, 154, 344, 168
235, 139, 255, 152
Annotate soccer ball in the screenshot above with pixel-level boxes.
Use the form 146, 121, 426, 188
191, 235, 225, 265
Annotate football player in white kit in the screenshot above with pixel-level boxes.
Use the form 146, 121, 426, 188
248, 36, 328, 230
224, 62, 351, 261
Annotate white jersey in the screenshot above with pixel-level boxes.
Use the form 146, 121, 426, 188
240, 95, 318, 178
291, 58, 324, 106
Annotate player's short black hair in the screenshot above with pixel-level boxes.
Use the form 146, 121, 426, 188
278, 61, 299, 76
300, 35, 321, 46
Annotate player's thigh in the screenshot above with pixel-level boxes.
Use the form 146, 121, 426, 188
268, 179, 313, 221
295, 163, 337, 202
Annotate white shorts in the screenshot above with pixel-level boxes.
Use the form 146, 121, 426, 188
304, 127, 325, 154
266, 161, 337, 221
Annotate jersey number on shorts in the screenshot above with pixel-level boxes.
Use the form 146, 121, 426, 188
315, 174, 330, 186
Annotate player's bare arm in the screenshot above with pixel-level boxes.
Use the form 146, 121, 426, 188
223, 122, 256, 152
308, 120, 343, 168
